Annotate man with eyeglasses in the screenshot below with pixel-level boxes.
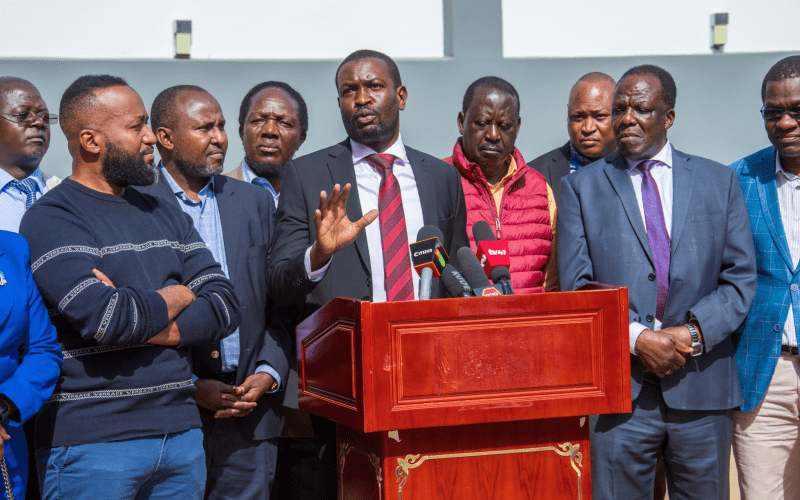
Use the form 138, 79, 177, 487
0, 77, 61, 233
558, 65, 756, 499
729, 55, 800, 500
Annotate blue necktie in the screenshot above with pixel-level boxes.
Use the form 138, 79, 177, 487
638, 160, 670, 322
8, 177, 39, 209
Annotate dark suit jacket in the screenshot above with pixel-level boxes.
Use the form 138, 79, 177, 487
137, 173, 290, 440
528, 142, 571, 204
558, 148, 757, 411
268, 138, 469, 316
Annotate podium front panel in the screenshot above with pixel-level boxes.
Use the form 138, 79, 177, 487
298, 289, 631, 433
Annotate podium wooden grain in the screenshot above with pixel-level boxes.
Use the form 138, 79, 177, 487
296, 285, 631, 499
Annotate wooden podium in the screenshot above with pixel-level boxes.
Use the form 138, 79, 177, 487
296, 285, 631, 500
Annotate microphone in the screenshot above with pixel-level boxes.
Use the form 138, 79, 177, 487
440, 264, 472, 297
409, 225, 448, 300
472, 221, 514, 295
456, 247, 503, 296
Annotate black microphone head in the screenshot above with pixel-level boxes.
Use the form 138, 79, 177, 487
440, 264, 472, 297
472, 220, 496, 245
490, 266, 512, 284
416, 225, 444, 243
456, 247, 491, 288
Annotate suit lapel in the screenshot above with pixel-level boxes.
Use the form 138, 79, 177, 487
604, 152, 654, 266
406, 148, 437, 226
154, 170, 181, 208
669, 150, 694, 253
327, 140, 371, 274
214, 176, 241, 283
756, 152, 795, 271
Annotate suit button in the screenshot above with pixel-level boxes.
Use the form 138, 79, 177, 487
792, 284, 799, 291
648, 273, 656, 281
211, 350, 220, 359
366, 277, 372, 288
646, 314, 654, 323
775, 324, 782, 333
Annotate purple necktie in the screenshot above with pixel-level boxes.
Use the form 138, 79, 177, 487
638, 160, 670, 322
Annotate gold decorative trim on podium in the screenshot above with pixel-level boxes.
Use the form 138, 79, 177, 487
339, 442, 383, 498
395, 442, 583, 500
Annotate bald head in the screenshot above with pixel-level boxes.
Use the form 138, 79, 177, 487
567, 72, 617, 160
0, 77, 38, 97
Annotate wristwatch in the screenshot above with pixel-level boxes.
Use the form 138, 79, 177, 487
685, 322, 704, 357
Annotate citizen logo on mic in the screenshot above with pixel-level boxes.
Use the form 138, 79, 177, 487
413, 248, 434, 258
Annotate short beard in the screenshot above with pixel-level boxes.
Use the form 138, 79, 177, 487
174, 157, 223, 181
102, 140, 157, 187
245, 157, 284, 181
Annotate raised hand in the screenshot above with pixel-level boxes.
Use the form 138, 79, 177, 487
309, 183, 378, 271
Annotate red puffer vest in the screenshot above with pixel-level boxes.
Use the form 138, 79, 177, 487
444, 140, 553, 294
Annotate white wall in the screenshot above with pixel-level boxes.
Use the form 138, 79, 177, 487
0, 0, 444, 59
502, 0, 800, 58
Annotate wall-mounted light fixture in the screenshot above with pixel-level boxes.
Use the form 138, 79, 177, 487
711, 13, 728, 52
174, 20, 192, 59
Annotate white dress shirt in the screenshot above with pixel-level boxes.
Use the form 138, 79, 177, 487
0, 167, 49, 233
305, 134, 425, 302
625, 142, 674, 353
776, 153, 800, 347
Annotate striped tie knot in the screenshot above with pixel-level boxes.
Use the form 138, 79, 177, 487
366, 153, 397, 176
8, 177, 39, 209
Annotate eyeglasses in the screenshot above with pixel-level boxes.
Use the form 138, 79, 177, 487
0, 111, 58, 125
760, 105, 800, 123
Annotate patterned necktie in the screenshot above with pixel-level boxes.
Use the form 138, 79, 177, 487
8, 177, 39, 209
638, 160, 670, 322
366, 153, 414, 302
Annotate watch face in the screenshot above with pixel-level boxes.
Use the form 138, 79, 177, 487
691, 342, 704, 357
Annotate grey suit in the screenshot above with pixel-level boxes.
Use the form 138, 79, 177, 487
558, 148, 757, 499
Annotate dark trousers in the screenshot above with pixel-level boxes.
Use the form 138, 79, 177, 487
591, 376, 733, 500
203, 418, 278, 500
271, 414, 336, 500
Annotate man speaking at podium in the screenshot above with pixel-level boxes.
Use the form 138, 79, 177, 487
267, 49, 467, 498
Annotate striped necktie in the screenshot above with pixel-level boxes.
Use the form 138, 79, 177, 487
366, 153, 414, 302
638, 160, 670, 322
8, 177, 39, 209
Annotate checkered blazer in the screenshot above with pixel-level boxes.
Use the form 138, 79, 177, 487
731, 146, 800, 412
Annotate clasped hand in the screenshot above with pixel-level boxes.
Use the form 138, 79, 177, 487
195, 373, 276, 418
635, 326, 695, 378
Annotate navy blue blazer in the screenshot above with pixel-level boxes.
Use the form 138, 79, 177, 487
136, 174, 290, 440
558, 148, 757, 411
731, 146, 800, 412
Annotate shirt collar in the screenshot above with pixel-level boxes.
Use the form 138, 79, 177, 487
160, 162, 215, 206
776, 151, 800, 183
625, 141, 673, 171
242, 158, 278, 197
241, 158, 258, 183
568, 142, 592, 170
350, 133, 409, 166
0, 166, 46, 192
